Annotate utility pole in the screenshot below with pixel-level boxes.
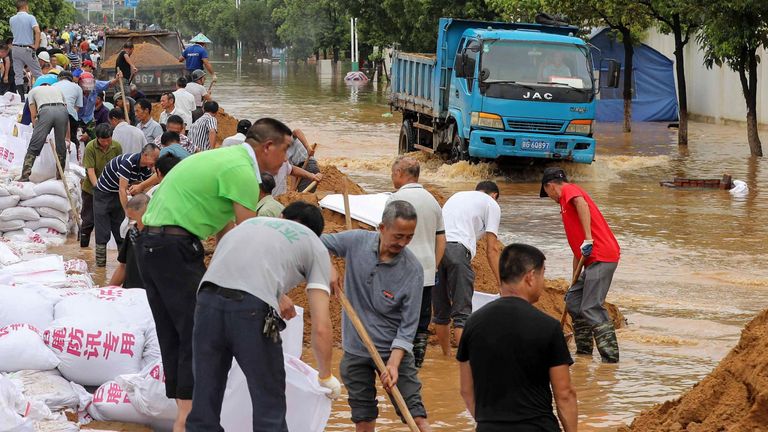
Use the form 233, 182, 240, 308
235, 0, 242, 74
350, 17, 359, 71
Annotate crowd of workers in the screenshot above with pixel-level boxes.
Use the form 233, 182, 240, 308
4, 1, 624, 431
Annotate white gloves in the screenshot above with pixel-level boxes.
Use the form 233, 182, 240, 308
318, 375, 342, 399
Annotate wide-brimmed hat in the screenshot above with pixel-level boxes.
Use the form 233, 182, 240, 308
189, 33, 212, 44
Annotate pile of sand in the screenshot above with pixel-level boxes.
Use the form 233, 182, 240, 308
150, 103, 238, 147
102, 43, 179, 68
619, 308, 768, 431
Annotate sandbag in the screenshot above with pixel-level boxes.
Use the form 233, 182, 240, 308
7, 370, 79, 412
0, 256, 67, 286
0, 207, 40, 222
54, 288, 154, 330
0, 220, 24, 231
29, 143, 59, 184
43, 319, 146, 386
0, 241, 21, 265
63, 259, 88, 275
0, 374, 33, 431
64, 273, 94, 290
0, 286, 59, 329
0, 185, 10, 197
0, 324, 61, 372
32, 180, 67, 198
27, 218, 67, 234
0, 195, 20, 210
88, 380, 152, 425
19, 195, 70, 213
6, 182, 36, 200
115, 361, 176, 431
36, 207, 68, 223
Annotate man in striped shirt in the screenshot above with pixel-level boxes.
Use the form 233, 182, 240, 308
93, 143, 160, 267
188, 101, 218, 153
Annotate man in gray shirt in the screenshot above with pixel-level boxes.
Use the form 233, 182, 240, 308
187, 202, 341, 431
387, 156, 445, 368
135, 98, 163, 144
322, 200, 431, 431
9, 0, 42, 100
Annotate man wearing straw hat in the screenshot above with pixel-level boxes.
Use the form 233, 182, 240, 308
180, 33, 216, 81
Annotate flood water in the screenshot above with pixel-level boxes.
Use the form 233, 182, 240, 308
86, 59, 768, 430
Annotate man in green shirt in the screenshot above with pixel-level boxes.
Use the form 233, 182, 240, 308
136, 117, 292, 432
80, 123, 122, 247
255, 172, 284, 218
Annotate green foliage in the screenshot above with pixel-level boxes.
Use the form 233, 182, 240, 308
696, 0, 768, 71
0, 0, 78, 38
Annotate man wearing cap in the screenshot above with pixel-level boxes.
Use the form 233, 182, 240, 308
434, 181, 502, 356
540, 167, 621, 363
18, 75, 68, 182
136, 117, 292, 432
179, 34, 215, 80
9, 0, 43, 100
78, 71, 120, 143
54, 70, 83, 144
81, 59, 94, 74
186, 69, 210, 109
37, 51, 54, 75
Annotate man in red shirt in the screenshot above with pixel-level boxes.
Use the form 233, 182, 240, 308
540, 167, 620, 363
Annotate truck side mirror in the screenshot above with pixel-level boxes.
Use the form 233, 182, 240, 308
606, 60, 621, 88
454, 54, 466, 78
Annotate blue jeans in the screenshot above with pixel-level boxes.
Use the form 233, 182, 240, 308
186, 286, 288, 432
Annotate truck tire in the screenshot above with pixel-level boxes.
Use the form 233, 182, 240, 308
449, 132, 468, 163
399, 121, 415, 154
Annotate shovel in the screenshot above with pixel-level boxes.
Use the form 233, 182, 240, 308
559, 255, 585, 342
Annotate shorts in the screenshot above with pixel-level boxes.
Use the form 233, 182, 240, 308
432, 242, 475, 328
340, 351, 427, 423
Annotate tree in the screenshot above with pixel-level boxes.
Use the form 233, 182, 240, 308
0, 0, 78, 36
638, 0, 701, 146
697, 0, 768, 156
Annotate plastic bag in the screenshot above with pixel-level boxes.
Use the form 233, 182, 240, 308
0, 323, 61, 372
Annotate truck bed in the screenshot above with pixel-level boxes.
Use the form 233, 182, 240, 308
389, 52, 439, 117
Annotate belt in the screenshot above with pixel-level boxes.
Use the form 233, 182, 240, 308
200, 283, 246, 301
12, 44, 33, 49
143, 225, 195, 237
39, 103, 66, 108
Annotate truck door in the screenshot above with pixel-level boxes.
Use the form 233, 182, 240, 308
452, 38, 480, 140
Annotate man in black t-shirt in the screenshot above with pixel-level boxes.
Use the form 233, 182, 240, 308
115, 41, 138, 84
457, 244, 577, 432
109, 193, 149, 288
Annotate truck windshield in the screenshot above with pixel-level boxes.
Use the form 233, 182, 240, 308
481, 41, 593, 91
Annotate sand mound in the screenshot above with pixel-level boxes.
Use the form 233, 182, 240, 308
150, 103, 238, 148
102, 42, 178, 68
619, 309, 768, 431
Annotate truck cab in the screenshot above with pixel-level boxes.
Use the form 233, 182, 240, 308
390, 18, 619, 165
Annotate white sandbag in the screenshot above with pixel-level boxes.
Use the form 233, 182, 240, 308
0, 185, 10, 197
0, 195, 20, 210
19, 195, 70, 213
64, 273, 94, 290
54, 288, 154, 330
115, 361, 176, 430
0, 324, 61, 372
142, 327, 161, 369
0, 220, 24, 231
472, 291, 499, 312
0, 135, 28, 172
36, 207, 68, 223
0, 256, 66, 286
7, 370, 78, 412
319, 192, 391, 226
0, 207, 40, 222
283, 306, 304, 359
0, 374, 33, 432
0, 286, 59, 329
6, 182, 37, 200
63, 259, 88, 274
32, 180, 67, 198
43, 319, 146, 386
29, 142, 59, 184
27, 218, 67, 234
0, 241, 21, 265
220, 356, 331, 432
2, 230, 27, 240
88, 380, 152, 425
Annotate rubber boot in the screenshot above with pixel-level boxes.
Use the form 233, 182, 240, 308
56, 151, 67, 179
17, 86, 25, 103
17, 153, 36, 182
95, 244, 107, 268
412, 332, 429, 368
593, 321, 620, 363
573, 318, 594, 355
79, 231, 90, 248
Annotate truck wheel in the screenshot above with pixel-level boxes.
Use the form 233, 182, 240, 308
399, 121, 415, 154
449, 132, 468, 163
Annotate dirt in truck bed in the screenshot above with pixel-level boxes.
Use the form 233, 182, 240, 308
101, 42, 179, 68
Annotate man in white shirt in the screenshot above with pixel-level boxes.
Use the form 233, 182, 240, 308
186, 202, 341, 431
135, 98, 163, 144
222, 119, 251, 147
9, 0, 42, 100
158, 92, 192, 132
53, 70, 83, 143
109, 107, 148, 155
434, 181, 501, 355
186, 69, 211, 108
387, 156, 445, 368
173, 76, 196, 125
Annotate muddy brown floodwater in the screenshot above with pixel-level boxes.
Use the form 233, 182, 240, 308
65, 59, 768, 430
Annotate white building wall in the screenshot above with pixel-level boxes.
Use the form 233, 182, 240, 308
643, 28, 768, 125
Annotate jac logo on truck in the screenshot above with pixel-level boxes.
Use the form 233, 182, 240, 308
522, 91, 553, 100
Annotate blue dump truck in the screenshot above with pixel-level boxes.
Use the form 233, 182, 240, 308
389, 18, 620, 164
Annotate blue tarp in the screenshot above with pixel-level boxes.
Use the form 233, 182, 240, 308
590, 28, 678, 122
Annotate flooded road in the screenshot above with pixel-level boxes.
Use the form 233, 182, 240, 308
92, 60, 768, 430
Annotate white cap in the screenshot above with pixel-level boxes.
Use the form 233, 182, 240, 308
37, 51, 50, 63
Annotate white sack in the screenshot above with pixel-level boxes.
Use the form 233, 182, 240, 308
0, 286, 58, 329
26, 218, 67, 234
283, 306, 304, 359
0, 374, 33, 431
0, 256, 66, 286
0, 241, 21, 265
20, 195, 70, 213
54, 288, 154, 330
36, 207, 68, 223
7, 370, 79, 412
115, 361, 176, 431
32, 180, 67, 198
29, 143, 59, 184
0, 220, 24, 231
0, 207, 39, 222
0, 195, 20, 210
472, 291, 499, 312
88, 380, 152, 425
0, 324, 60, 372
6, 182, 36, 200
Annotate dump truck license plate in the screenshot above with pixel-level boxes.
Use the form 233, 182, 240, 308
521, 140, 549, 151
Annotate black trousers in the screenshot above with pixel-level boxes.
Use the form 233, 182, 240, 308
136, 231, 205, 400
93, 189, 124, 247
416, 285, 433, 334
79, 190, 94, 244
